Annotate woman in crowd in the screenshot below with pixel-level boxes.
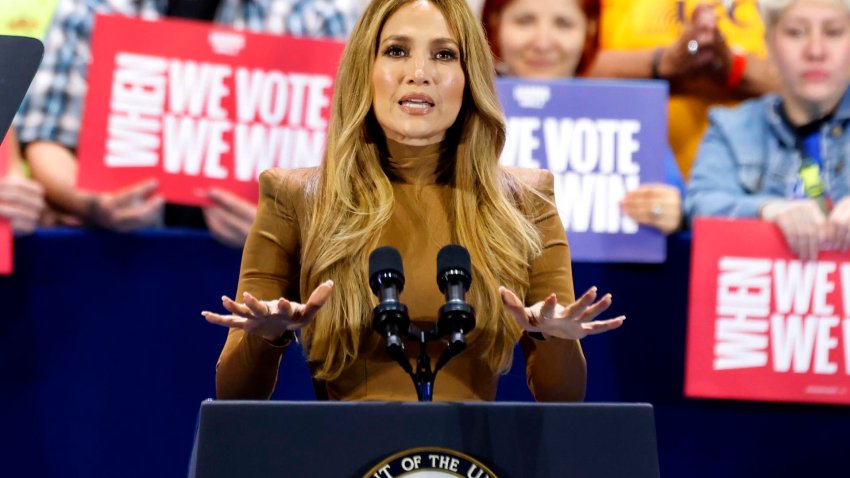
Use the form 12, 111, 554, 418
686, 0, 850, 260
481, 0, 684, 234
584, 1, 779, 178
203, 0, 623, 401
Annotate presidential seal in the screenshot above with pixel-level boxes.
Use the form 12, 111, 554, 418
364, 447, 499, 478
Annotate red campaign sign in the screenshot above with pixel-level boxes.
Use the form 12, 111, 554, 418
686, 218, 850, 405
77, 14, 344, 206
1, 130, 12, 274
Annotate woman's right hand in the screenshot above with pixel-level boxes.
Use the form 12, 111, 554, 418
657, 3, 720, 78
202, 280, 334, 341
760, 199, 826, 261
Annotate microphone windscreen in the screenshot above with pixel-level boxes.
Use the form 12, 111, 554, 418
437, 244, 471, 278
369, 246, 404, 281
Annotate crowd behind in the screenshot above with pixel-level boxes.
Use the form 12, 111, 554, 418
2, 0, 849, 261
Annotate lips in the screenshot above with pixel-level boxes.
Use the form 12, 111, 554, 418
802, 70, 829, 81
398, 93, 435, 108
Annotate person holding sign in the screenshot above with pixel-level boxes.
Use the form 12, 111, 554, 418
15, 0, 360, 247
686, 0, 850, 261
584, 1, 779, 178
481, 0, 685, 235
203, 0, 624, 401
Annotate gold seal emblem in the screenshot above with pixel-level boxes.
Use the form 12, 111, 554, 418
364, 446, 499, 478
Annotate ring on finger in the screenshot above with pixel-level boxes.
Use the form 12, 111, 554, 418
650, 202, 663, 219
687, 39, 699, 56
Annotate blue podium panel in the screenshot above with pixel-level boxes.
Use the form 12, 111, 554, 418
191, 401, 660, 478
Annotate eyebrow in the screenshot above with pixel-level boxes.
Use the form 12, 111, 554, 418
380, 35, 459, 47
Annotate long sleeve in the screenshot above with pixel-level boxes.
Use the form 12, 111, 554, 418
685, 104, 780, 221
513, 169, 587, 402
215, 168, 311, 399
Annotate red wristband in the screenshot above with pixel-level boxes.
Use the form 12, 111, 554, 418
726, 50, 747, 90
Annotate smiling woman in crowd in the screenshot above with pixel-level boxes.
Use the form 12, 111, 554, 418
481, 0, 685, 234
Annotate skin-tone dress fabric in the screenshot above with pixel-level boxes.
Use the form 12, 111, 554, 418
215, 140, 587, 401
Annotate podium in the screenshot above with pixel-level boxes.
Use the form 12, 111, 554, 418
189, 401, 660, 478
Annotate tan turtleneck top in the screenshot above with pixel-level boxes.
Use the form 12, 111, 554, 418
215, 140, 586, 402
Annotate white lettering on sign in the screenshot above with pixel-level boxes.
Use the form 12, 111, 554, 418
712, 257, 849, 375
501, 116, 642, 235
105, 53, 167, 167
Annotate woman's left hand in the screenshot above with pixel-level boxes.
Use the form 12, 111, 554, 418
620, 183, 683, 235
824, 197, 850, 252
499, 286, 625, 340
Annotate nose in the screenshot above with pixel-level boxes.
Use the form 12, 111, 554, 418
805, 30, 827, 60
405, 53, 434, 85
531, 23, 556, 51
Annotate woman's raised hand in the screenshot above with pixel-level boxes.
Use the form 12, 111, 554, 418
499, 286, 625, 340
202, 280, 334, 341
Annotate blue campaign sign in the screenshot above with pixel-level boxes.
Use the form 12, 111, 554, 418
496, 78, 669, 263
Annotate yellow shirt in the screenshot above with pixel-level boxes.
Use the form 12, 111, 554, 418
0, 0, 59, 38
599, 0, 767, 176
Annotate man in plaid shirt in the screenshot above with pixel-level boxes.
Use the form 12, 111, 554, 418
16, 0, 361, 247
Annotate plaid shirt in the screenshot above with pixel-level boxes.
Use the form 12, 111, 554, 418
16, 0, 361, 149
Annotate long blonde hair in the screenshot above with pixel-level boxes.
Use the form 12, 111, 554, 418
301, 0, 544, 381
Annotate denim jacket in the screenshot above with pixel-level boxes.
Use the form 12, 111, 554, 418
685, 87, 850, 221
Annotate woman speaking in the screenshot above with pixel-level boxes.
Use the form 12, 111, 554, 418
203, 0, 623, 402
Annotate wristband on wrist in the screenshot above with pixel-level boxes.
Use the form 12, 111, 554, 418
527, 331, 546, 341
84, 193, 103, 225
726, 50, 747, 89
650, 47, 664, 80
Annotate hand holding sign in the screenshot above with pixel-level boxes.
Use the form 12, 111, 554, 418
202, 188, 257, 248
499, 285, 625, 340
620, 183, 682, 235
87, 179, 164, 231
0, 173, 45, 235
825, 197, 850, 253
761, 199, 826, 261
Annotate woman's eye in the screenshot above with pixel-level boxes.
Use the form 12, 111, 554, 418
781, 26, 805, 38
511, 14, 535, 26
825, 26, 847, 38
554, 16, 577, 30
383, 45, 407, 57
435, 49, 458, 61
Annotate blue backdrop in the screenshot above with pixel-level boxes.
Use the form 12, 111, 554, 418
1, 229, 848, 477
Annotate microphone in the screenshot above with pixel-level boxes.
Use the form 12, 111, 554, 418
368, 246, 412, 374
435, 244, 475, 371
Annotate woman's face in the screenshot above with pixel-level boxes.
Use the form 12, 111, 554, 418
496, 0, 588, 79
769, 0, 850, 120
371, 0, 465, 146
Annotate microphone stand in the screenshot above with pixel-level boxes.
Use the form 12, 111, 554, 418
370, 244, 475, 402
391, 310, 473, 402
